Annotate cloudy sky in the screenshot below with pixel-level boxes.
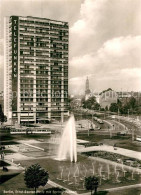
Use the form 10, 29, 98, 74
0, 0, 141, 95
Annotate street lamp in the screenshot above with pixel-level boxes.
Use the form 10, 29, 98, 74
128, 109, 130, 119
132, 129, 135, 142
118, 108, 120, 122
88, 120, 90, 136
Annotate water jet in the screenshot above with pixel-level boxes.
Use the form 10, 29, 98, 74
57, 114, 77, 162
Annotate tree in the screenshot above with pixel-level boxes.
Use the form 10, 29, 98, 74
82, 96, 100, 110
85, 176, 99, 195
105, 106, 108, 111
109, 103, 118, 112
24, 164, 49, 195
92, 103, 100, 110
83, 97, 96, 109
128, 96, 136, 109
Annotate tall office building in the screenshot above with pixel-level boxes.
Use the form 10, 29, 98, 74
4, 16, 69, 124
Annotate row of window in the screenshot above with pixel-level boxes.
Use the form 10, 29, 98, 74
19, 19, 68, 27
20, 98, 67, 102
20, 28, 68, 36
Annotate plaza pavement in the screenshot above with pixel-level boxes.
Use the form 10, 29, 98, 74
3, 140, 141, 195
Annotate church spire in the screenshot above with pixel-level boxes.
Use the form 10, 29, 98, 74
85, 77, 91, 100
86, 77, 89, 92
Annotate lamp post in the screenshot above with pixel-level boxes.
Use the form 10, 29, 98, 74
88, 120, 90, 136
28, 110, 29, 126
28, 106, 32, 126
128, 109, 129, 119
118, 108, 120, 122
132, 129, 134, 142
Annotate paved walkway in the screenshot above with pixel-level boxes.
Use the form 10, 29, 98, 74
103, 120, 113, 129
47, 180, 78, 195
78, 145, 141, 160
80, 184, 141, 195
111, 120, 126, 130
106, 183, 141, 192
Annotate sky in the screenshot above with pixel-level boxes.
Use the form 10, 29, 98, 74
0, 0, 141, 95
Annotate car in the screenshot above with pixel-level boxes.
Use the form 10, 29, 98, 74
89, 128, 94, 131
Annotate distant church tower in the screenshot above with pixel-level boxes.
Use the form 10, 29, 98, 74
85, 77, 91, 100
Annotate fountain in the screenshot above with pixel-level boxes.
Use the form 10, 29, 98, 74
115, 171, 120, 183
57, 114, 77, 162
92, 163, 95, 175
107, 164, 110, 179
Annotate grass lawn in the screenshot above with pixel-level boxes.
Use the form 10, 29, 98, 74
0, 135, 14, 141
0, 172, 53, 195
0, 172, 34, 195
77, 132, 111, 143
77, 132, 141, 152
0, 150, 16, 154
12, 134, 51, 141
0, 160, 10, 167
108, 188, 141, 195
0, 169, 140, 195
14, 155, 141, 194
1, 141, 19, 145
0, 170, 21, 184
83, 151, 141, 168
1, 133, 52, 143
116, 141, 141, 152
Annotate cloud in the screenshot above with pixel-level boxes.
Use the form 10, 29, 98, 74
71, 0, 107, 36
70, 0, 141, 58
69, 0, 141, 94
69, 36, 141, 94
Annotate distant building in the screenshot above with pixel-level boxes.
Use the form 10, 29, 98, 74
116, 91, 131, 104
85, 77, 91, 100
4, 16, 69, 124
97, 89, 118, 109
117, 91, 131, 98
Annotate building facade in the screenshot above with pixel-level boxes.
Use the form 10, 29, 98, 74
4, 16, 69, 124
97, 89, 118, 109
